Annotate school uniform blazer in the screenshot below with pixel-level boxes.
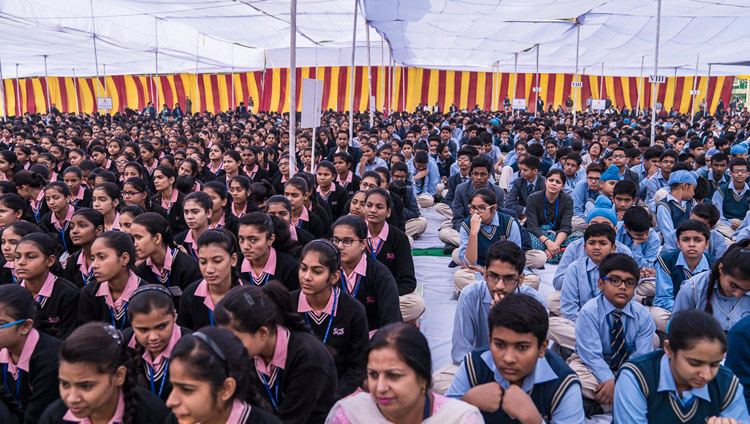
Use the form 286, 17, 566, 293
36, 276, 80, 339
506, 176, 546, 216
39, 210, 77, 255
291, 289, 368, 399
339, 173, 361, 198
5, 331, 62, 424
77, 277, 147, 329
317, 183, 349, 221
238, 250, 300, 293
134, 250, 201, 310
334, 257, 402, 332
70, 188, 93, 209
176, 278, 247, 330
326, 146, 361, 164
251, 330, 337, 424
298, 208, 328, 239
38, 386, 173, 424
150, 190, 187, 235
0, 257, 13, 285
62, 250, 96, 289
24, 198, 49, 225
387, 191, 407, 233
370, 226, 417, 296
248, 167, 270, 184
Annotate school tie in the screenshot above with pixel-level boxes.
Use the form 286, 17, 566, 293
609, 311, 627, 371
527, 182, 534, 197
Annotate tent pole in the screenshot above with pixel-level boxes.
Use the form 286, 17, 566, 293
690, 54, 699, 126
573, 23, 580, 125
289, 0, 298, 176
380, 36, 384, 114
366, 21, 373, 128
389, 49, 394, 114
73, 68, 80, 115
491, 63, 496, 112
154, 18, 160, 113
195, 34, 200, 113
650, 0, 662, 146
231, 44, 235, 112
513, 52, 518, 119
90, 0, 101, 114
43, 56, 51, 113
349, 0, 358, 143
599, 62, 604, 106
535, 45, 540, 114
15, 64, 20, 116
0, 56, 5, 118
103, 64, 107, 98
402, 65, 406, 112
706, 64, 712, 115
636, 56, 644, 115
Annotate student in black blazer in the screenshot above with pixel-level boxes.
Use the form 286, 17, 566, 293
150, 166, 187, 235
316, 161, 350, 221
284, 176, 327, 238
327, 130, 362, 164
364, 188, 425, 323
506, 155, 546, 217
0, 285, 62, 424
333, 152, 361, 198
237, 213, 300, 292
62, 208, 104, 289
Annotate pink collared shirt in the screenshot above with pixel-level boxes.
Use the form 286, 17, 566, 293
337, 171, 353, 186
51, 205, 75, 231
0, 328, 40, 379
95, 271, 140, 312
292, 207, 309, 227
289, 225, 298, 241
77, 252, 91, 277
161, 188, 179, 210
255, 325, 289, 375
194, 279, 216, 311
241, 247, 277, 281
146, 248, 174, 278
21, 271, 56, 301
209, 214, 226, 229
317, 183, 336, 199
184, 231, 199, 256
246, 164, 258, 177
226, 399, 252, 424
231, 202, 247, 218
367, 222, 389, 248
75, 185, 86, 201
30, 189, 45, 210
63, 389, 124, 424
209, 161, 223, 174
106, 212, 121, 231
297, 287, 339, 316
342, 253, 368, 293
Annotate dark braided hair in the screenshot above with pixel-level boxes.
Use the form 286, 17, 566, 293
214, 283, 311, 335
60, 322, 137, 424
705, 239, 750, 314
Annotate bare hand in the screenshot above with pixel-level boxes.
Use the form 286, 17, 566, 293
546, 240, 561, 256
647, 166, 659, 178
415, 170, 429, 180
360, 156, 368, 164
501, 385, 544, 423
491, 291, 504, 308
462, 382, 504, 412
731, 219, 742, 230
594, 378, 615, 405
706, 418, 738, 424
640, 267, 656, 279
469, 213, 483, 236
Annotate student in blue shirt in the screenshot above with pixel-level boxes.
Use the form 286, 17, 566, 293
571, 163, 602, 232
646, 150, 678, 214
561, 153, 584, 196
631, 147, 662, 200
712, 158, 750, 238
663, 203, 729, 259
569, 253, 656, 409
355, 142, 387, 178
410, 150, 440, 208
617, 206, 660, 277
653, 220, 717, 333
447, 293, 584, 423
584, 164, 619, 219
673, 239, 750, 332
656, 169, 699, 236
700, 151, 730, 199
549, 224, 617, 352
614, 309, 750, 423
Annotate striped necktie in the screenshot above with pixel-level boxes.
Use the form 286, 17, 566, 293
609, 310, 628, 371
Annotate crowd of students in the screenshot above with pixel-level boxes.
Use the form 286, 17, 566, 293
0, 102, 750, 423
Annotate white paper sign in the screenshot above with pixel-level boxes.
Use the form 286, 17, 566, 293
532, 87, 542, 92
592, 99, 607, 110
690, 90, 700, 95
512, 98, 527, 110
97, 97, 113, 110
300, 78, 324, 128
571, 81, 583, 88
649, 75, 666, 84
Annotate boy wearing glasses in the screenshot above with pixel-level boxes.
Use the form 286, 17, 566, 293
712, 158, 750, 238
549, 224, 617, 352
568, 253, 655, 412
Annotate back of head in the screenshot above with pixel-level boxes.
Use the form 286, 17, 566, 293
214, 283, 308, 334
691, 203, 720, 227
623, 206, 651, 232
667, 309, 727, 353
488, 294, 548, 347
485, 240, 525, 274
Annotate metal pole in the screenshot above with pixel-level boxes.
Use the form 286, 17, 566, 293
195, 34, 200, 113
599, 62, 604, 104
43, 55, 51, 112
690, 54, 699, 126
573, 23, 580, 125
154, 18, 160, 112
15, 64, 20, 116
491, 63, 496, 112
389, 49, 394, 113
706, 64, 713, 115
535, 45, 540, 114
513, 52, 518, 119
366, 21, 373, 128
349, 0, 358, 143
103, 64, 107, 98
650, 0, 662, 146
636, 56, 644, 115
401, 65, 406, 112
90, 0, 101, 114
380, 36, 385, 114
0, 57, 5, 118
289, 0, 298, 176
231, 44, 235, 112
72, 68, 80, 115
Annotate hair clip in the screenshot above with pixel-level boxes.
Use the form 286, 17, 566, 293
103, 324, 123, 345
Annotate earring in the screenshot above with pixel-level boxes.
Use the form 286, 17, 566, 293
422, 385, 427, 394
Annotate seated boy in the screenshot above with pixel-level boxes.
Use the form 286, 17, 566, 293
572, 163, 602, 232
584, 164, 620, 219
549, 224, 617, 352
433, 241, 546, 394
506, 155, 545, 218
612, 180, 637, 222
656, 169, 698, 236
568, 253, 656, 410
712, 158, 750, 238
447, 293, 584, 423
437, 147, 474, 219
616, 206, 660, 278
662, 202, 728, 259
652, 220, 717, 333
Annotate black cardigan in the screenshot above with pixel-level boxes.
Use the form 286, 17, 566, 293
150, 190, 187, 235
134, 249, 201, 309
38, 386, 173, 424
35, 276, 79, 339
525, 190, 574, 237
297, 209, 327, 239
368, 225, 417, 296
176, 278, 247, 331
39, 210, 77, 255
238, 249, 300, 293
77, 277, 147, 330
250, 330, 337, 424
3, 331, 61, 424
333, 256, 403, 331
317, 183, 349, 221
291, 289, 368, 398
70, 188, 93, 209
62, 249, 96, 289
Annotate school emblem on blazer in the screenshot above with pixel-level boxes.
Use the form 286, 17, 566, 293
366, 297, 375, 303
333, 328, 344, 336
386, 253, 395, 259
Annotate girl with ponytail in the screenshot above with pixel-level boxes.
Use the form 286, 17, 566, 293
166, 327, 281, 423
0, 285, 62, 424
204, 181, 238, 234
13, 170, 49, 224
38, 322, 172, 424
214, 283, 338, 424
673, 239, 750, 331
131, 212, 200, 301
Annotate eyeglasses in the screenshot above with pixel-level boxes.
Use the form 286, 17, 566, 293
471, 172, 489, 178
485, 271, 520, 285
612, 155, 626, 159
0, 319, 25, 329
602, 276, 637, 288
361, 182, 377, 190
121, 191, 143, 197
457, 157, 470, 162
330, 237, 363, 247
468, 204, 493, 213
731, 169, 749, 175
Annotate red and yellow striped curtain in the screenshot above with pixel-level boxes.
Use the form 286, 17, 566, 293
1, 67, 735, 117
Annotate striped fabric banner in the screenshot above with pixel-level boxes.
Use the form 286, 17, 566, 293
1, 67, 735, 117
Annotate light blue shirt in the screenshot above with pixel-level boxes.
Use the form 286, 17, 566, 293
560, 257, 601, 321
457, 213, 522, 265
630, 163, 649, 200
576, 295, 655, 383
662, 228, 728, 260
552, 238, 633, 290
563, 168, 586, 196
447, 349, 585, 424
646, 171, 669, 214
450, 280, 545, 364
408, 158, 440, 196
674, 270, 750, 332
711, 182, 750, 226
616, 223, 661, 269
654, 252, 712, 312
572, 179, 599, 219
614, 354, 750, 423
355, 156, 387, 177
731, 210, 750, 237
655, 193, 689, 236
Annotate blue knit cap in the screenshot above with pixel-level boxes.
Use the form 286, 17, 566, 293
599, 164, 621, 182
586, 196, 617, 226
668, 170, 698, 185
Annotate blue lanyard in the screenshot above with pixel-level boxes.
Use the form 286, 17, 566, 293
423, 393, 431, 420
214, 162, 223, 177
259, 371, 280, 411
109, 301, 129, 330
208, 308, 214, 326
147, 359, 170, 398
57, 221, 69, 252
367, 238, 383, 259
84, 269, 94, 286
32, 206, 40, 223
2, 364, 22, 409
543, 194, 559, 228
304, 289, 339, 344
341, 273, 363, 297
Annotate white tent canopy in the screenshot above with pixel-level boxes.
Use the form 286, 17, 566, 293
1, 0, 749, 77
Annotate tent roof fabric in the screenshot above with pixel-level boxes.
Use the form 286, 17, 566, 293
0, 0, 748, 77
